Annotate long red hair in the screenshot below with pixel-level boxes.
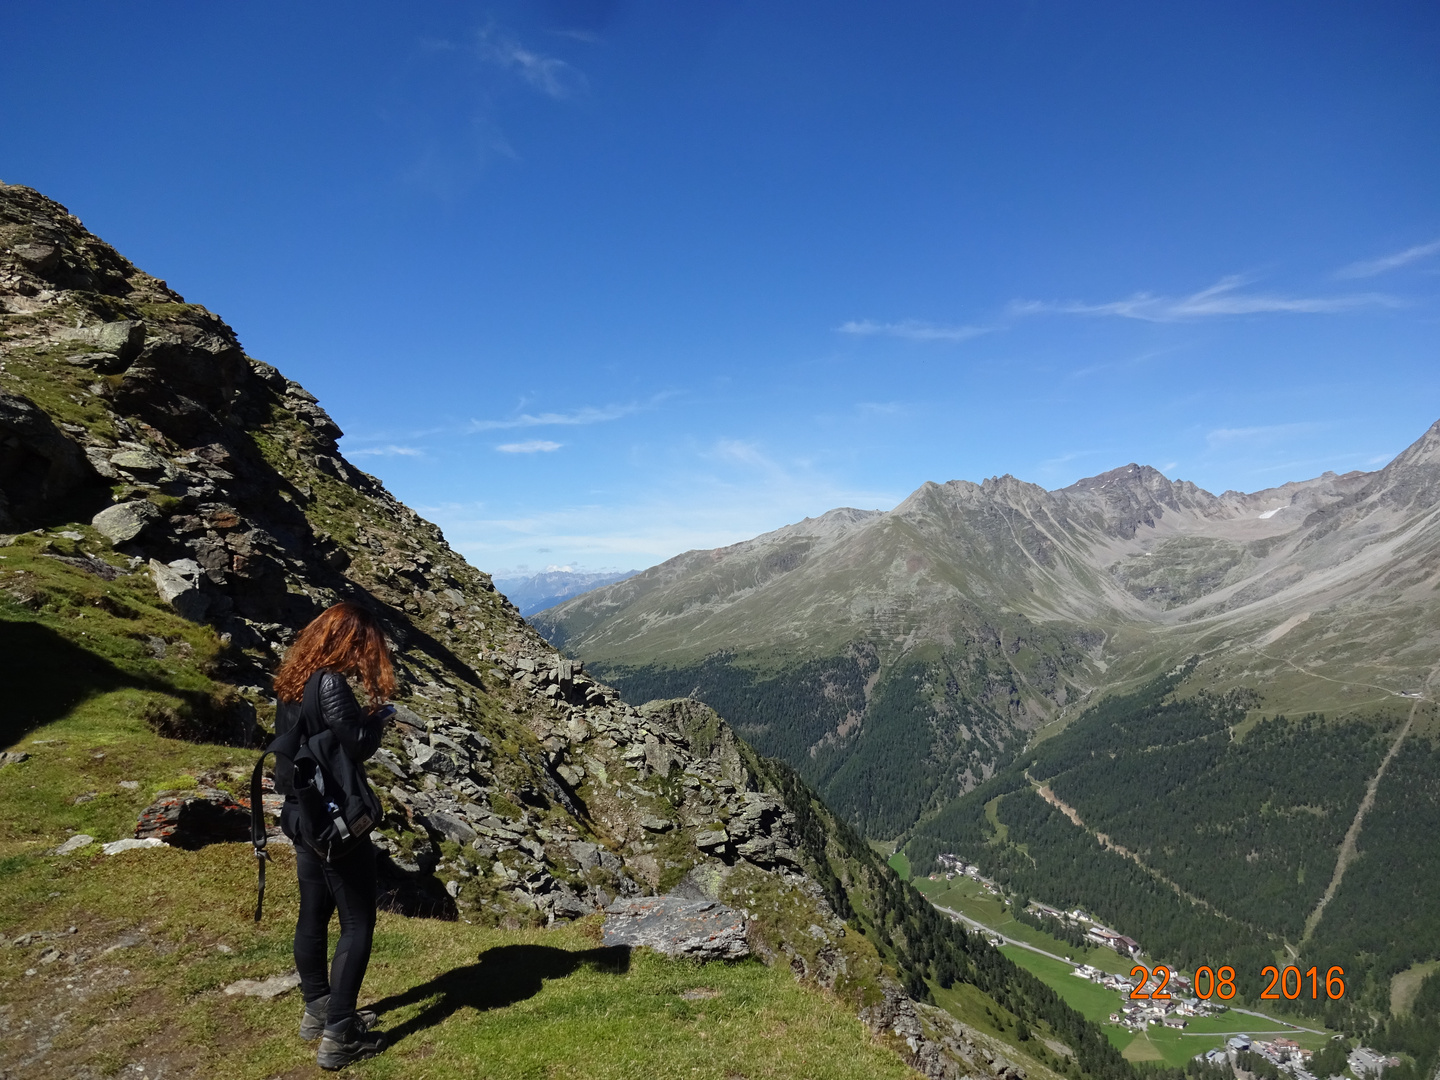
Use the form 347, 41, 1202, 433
273, 602, 396, 704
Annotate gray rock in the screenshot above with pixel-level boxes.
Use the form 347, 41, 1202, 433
84, 446, 118, 478
223, 972, 302, 998
602, 896, 749, 961
416, 808, 477, 846
84, 320, 146, 361
669, 862, 729, 901
556, 763, 585, 787
0, 391, 98, 527
102, 837, 165, 855
109, 449, 169, 476
392, 703, 426, 728
640, 814, 673, 833
148, 558, 209, 621
65, 351, 129, 374
694, 829, 728, 852
406, 741, 437, 770
550, 887, 593, 919
0, 751, 29, 766
92, 500, 161, 544
12, 241, 60, 271
569, 840, 601, 871
52, 834, 94, 855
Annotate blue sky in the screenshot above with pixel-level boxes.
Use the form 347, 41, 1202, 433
4, 2, 1438, 576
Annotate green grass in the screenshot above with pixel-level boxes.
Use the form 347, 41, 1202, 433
887, 851, 910, 881
1390, 959, 1440, 1016
998, 948, 1128, 1033
911, 876, 1130, 974
0, 690, 921, 1079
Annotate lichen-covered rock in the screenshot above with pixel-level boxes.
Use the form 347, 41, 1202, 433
148, 557, 209, 621
135, 788, 251, 849
602, 896, 749, 960
92, 499, 161, 543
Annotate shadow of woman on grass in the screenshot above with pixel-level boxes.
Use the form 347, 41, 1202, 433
368, 943, 631, 1045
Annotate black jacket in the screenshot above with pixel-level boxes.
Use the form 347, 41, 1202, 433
272, 672, 384, 796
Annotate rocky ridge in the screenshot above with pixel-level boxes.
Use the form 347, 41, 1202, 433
0, 183, 1066, 1080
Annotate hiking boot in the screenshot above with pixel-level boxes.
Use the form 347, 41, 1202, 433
301, 994, 380, 1041
317, 1020, 387, 1070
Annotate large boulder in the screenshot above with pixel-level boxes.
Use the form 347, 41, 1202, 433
148, 557, 209, 621
56, 319, 145, 363
92, 499, 162, 544
601, 896, 749, 960
135, 788, 251, 849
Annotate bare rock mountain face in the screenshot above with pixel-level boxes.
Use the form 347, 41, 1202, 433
0, 183, 1107, 1080
537, 415, 1440, 839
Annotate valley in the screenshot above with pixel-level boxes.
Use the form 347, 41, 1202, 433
902, 862, 1337, 1067
537, 399, 1440, 1079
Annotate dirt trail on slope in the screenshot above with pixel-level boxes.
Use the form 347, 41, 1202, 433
1301, 660, 1440, 945
1027, 775, 1223, 916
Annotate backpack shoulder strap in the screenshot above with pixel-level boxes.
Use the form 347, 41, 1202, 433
248, 669, 327, 923
301, 668, 328, 734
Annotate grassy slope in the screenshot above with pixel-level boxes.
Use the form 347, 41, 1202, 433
0, 684, 918, 1079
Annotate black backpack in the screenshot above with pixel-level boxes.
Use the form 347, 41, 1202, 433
249, 669, 383, 920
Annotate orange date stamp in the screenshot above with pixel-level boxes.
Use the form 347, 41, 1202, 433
1127, 964, 1346, 1001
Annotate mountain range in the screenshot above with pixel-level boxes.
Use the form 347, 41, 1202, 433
536, 412, 1440, 1037
494, 568, 639, 617
536, 424, 1440, 838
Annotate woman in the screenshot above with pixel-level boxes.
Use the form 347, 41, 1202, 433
272, 601, 395, 1070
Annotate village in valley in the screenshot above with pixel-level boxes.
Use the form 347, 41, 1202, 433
927, 856, 1400, 1079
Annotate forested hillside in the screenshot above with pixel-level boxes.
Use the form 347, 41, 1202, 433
593, 640, 1042, 839
905, 666, 1440, 1029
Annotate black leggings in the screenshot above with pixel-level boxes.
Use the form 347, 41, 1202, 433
292, 833, 378, 1030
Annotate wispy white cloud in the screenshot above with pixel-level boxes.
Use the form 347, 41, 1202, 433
347, 444, 425, 458
496, 440, 562, 453
477, 28, 587, 99
468, 403, 640, 432
1010, 275, 1399, 322
1205, 422, 1320, 448
837, 319, 991, 342
856, 401, 905, 417
1038, 449, 1104, 469
702, 440, 803, 488
425, 467, 900, 573
1335, 238, 1440, 279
